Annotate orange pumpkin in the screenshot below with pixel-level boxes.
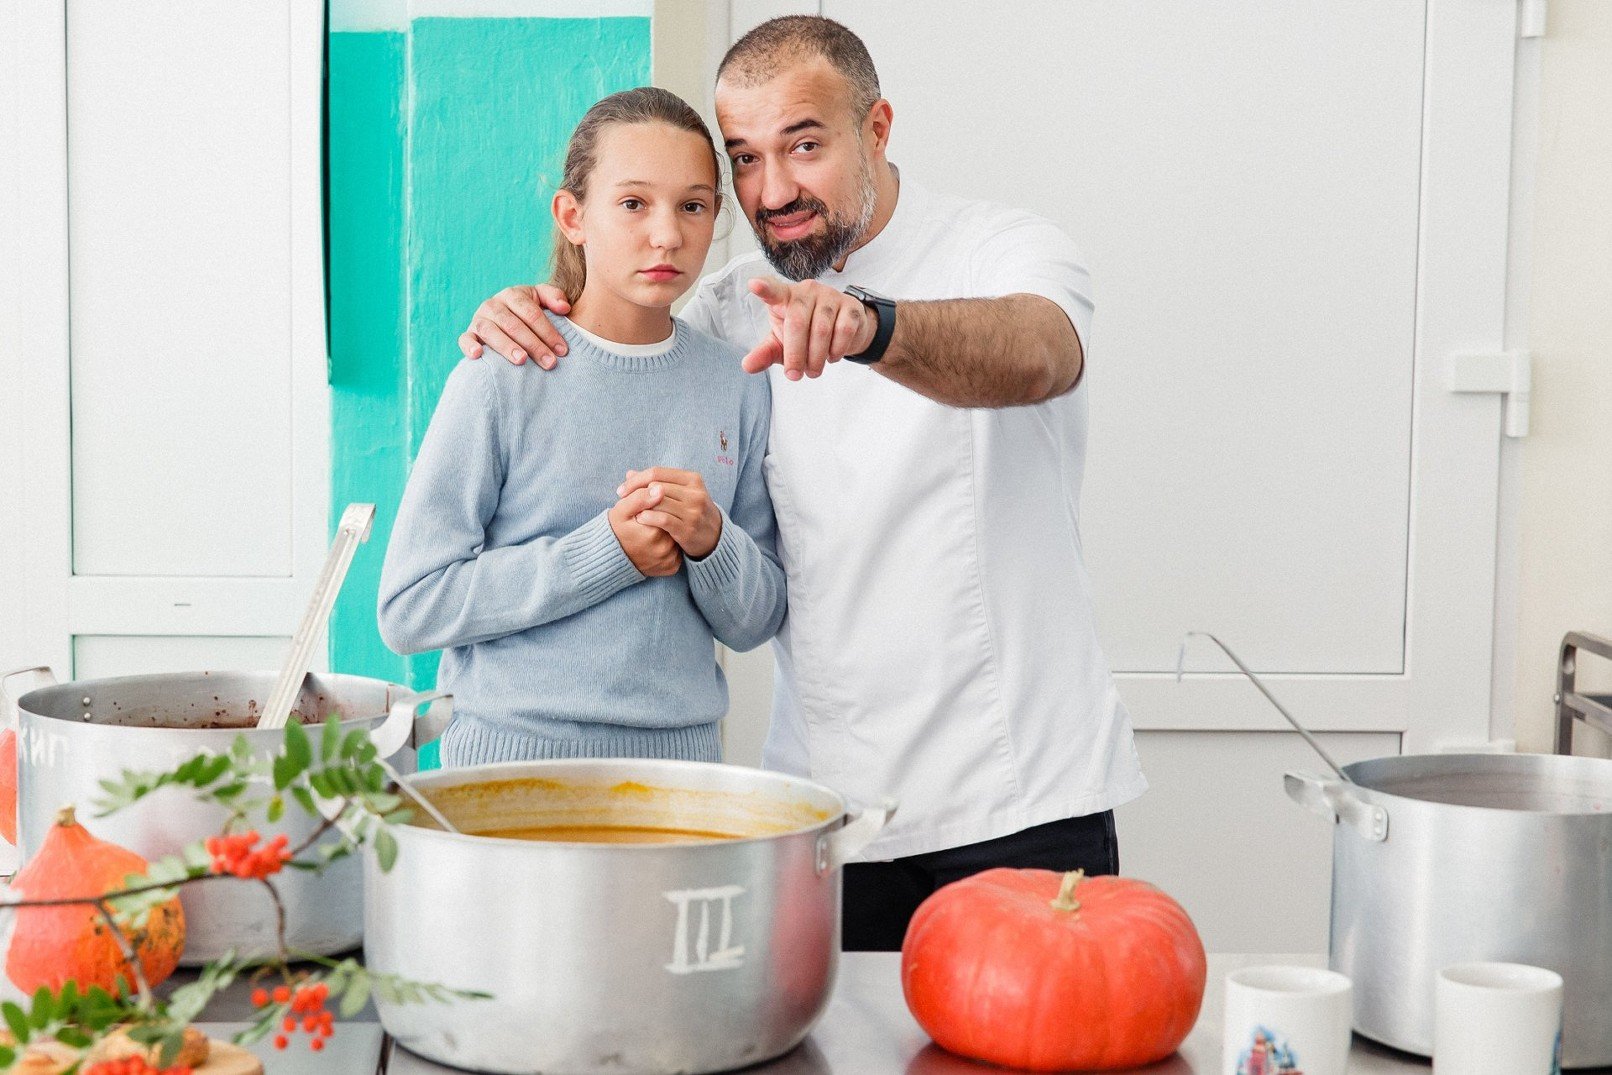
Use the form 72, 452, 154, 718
0, 729, 16, 844
901, 868, 1207, 1071
6, 806, 186, 994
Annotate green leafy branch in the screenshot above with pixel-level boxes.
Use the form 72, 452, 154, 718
0, 718, 480, 1073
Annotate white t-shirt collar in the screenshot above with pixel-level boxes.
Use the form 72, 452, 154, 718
566, 318, 677, 356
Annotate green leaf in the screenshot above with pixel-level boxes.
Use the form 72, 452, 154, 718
272, 754, 299, 791
203, 752, 229, 779
28, 986, 53, 1028
308, 771, 335, 799
285, 718, 312, 769
0, 1046, 14, 1067
318, 840, 353, 866
341, 727, 368, 760
374, 827, 399, 872
321, 716, 343, 762
366, 792, 402, 814
157, 1029, 185, 1066
328, 767, 356, 797
266, 795, 284, 824
55, 1026, 93, 1049
339, 972, 372, 1018
3, 1001, 32, 1043
291, 786, 318, 817
212, 780, 249, 801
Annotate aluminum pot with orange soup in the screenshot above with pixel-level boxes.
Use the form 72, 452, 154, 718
362, 758, 894, 1075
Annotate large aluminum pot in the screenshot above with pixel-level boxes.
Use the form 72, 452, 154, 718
1287, 752, 1612, 1067
3, 666, 448, 964
365, 758, 895, 1075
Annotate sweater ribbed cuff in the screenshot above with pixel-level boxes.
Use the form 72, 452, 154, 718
560, 510, 645, 604
440, 718, 721, 767
687, 508, 744, 596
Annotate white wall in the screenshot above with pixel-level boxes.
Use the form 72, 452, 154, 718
1507, 0, 1612, 754
0, 0, 24, 676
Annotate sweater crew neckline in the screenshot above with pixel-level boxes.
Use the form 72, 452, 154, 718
550, 314, 690, 372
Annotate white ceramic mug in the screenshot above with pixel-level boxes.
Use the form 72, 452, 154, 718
1222, 965, 1352, 1075
1434, 962, 1563, 1075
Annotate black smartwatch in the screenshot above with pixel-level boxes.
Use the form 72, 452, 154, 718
844, 285, 897, 365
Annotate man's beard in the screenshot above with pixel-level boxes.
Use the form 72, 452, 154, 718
753, 162, 878, 282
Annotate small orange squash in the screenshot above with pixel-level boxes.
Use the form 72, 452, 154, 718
6, 806, 186, 993
902, 868, 1207, 1071
0, 729, 16, 844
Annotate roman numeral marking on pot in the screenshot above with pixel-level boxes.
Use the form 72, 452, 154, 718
664, 885, 745, 974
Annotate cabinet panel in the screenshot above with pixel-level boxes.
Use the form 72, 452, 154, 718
824, 0, 1425, 675
1118, 730, 1401, 952
67, 1, 296, 577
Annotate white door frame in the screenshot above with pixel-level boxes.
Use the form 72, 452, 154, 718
5, 1, 330, 677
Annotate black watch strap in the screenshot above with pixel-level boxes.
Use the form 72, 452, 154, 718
845, 285, 896, 365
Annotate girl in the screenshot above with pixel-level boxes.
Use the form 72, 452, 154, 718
378, 87, 785, 767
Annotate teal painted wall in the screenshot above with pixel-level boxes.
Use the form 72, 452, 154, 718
328, 29, 408, 687
326, 16, 652, 766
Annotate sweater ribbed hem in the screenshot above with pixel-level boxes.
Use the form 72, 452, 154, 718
440, 718, 721, 767
560, 511, 644, 604
687, 507, 744, 595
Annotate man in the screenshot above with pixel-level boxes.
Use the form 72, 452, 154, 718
458, 16, 1146, 951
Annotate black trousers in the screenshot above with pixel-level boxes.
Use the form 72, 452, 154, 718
841, 811, 1119, 952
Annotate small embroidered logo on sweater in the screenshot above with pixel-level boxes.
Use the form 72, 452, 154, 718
716, 430, 734, 466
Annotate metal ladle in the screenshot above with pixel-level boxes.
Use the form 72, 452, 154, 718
1176, 630, 1355, 785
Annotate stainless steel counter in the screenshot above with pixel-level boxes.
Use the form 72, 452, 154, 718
177, 948, 1612, 1073
196, 952, 1480, 1073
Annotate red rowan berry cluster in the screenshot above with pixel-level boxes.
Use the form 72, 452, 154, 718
82, 1059, 192, 1075
205, 830, 292, 879
252, 980, 335, 1051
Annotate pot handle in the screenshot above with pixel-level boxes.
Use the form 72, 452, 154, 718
369, 689, 454, 759
1284, 770, 1389, 842
816, 798, 898, 876
1, 667, 59, 729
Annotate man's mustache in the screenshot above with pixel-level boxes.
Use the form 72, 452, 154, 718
755, 196, 831, 234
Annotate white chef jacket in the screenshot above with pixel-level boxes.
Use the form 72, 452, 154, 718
681, 177, 1146, 860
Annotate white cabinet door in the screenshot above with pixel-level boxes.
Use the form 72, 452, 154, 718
721, 0, 1521, 949
2, 1, 328, 683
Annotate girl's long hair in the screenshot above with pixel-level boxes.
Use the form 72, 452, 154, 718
551, 87, 723, 303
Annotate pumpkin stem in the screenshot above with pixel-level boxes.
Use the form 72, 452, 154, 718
1050, 869, 1085, 913
55, 805, 77, 828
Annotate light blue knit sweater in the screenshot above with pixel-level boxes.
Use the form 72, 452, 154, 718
377, 314, 786, 766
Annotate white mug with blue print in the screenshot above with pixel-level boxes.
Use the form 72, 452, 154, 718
1222, 965, 1353, 1075
1435, 962, 1564, 1075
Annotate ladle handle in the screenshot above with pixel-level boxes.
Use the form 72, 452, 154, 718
258, 504, 376, 731
1285, 770, 1389, 842
1178, 631, 1353, 784
1, 667, 59, 730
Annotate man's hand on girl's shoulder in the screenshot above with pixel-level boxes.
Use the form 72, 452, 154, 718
459, 283, 573, 369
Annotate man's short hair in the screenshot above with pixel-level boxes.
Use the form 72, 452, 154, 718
717, 16, 881, 121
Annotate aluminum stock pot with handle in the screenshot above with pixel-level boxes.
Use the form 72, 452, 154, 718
364, 757, 895, 1075
2, 666, 449, 964
1287, 751, 1612, 1067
